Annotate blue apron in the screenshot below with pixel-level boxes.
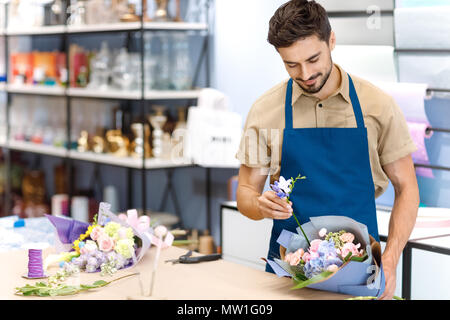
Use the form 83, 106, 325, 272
266, 74, 380, 272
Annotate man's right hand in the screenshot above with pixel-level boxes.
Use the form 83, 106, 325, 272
257, 190, 293, 220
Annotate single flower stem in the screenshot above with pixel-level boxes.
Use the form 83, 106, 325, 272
287, 174, 310, 247
290, 208, 311, 247
108, 272, 140, 286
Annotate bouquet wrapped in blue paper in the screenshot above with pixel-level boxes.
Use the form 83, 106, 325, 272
266, 215, 385, 297
266, 175, 385, 298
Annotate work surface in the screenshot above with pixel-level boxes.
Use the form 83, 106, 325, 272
2, 246, 350, 300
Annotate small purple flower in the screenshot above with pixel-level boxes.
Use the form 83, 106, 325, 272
270, 176, 293, 199
85, 264, 97, 273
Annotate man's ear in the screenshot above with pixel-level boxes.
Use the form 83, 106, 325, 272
329, 31, 336, 51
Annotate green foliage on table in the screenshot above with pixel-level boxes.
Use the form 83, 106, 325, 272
15, 273, 139, 297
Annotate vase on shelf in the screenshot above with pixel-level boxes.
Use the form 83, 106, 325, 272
148, 106, 167, 159
153, 0, 170, 22
130, 122, 152, 158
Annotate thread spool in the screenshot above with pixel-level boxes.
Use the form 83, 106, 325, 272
51, 194, 69, 216
22, 248, 48, 279
198, 230, 214, 255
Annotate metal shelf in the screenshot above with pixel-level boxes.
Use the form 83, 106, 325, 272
7, 140, 67, 157
68, 150, 143, 168
143, 21, 208, 31
4, 85, 202, 100
66, 22, 141, 34
6, 84, 65, 96
0, 0, 214, 221
4, 22, 208, 36
144, 89, 201, 100
5, 25, 66, 36
145, 157, 193, 169
67, 87, 141, 100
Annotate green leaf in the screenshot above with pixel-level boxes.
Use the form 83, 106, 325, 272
344, 252, 353, 262
93, 280, 108, 287
291, 271, 333, 290
350, 254, 368, 262
293, 273, 308, 282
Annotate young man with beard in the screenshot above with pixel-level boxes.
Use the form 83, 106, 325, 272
235, 0, 419, 300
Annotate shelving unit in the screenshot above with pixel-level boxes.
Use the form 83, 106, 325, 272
0, 0, 218, 228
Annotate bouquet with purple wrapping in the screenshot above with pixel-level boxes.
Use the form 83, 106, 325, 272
45, 202, 172, 275
266, 215, 385, 297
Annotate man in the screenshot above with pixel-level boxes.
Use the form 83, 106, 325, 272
235, 0, 419, 300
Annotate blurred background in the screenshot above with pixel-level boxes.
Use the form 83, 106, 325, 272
0, 0, 450, 300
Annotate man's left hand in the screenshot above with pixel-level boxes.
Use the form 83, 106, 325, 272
378, 255, 397, 300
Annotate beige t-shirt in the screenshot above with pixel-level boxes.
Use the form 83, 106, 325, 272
236, 64, 417, 198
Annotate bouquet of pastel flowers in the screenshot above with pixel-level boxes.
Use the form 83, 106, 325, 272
267, 175, 385, 298
45, 202, 173, 275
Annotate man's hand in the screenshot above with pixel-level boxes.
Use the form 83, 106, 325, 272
378, 255, 397, 300
237, 165, 294, 221
257, 191, 293, 220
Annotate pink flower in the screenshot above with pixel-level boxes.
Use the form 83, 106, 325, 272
295, 248, 304, 258
340, 242, 363, 259
284, 252, 293, 263
340, 232, 355, 244
97, 235, 115, 252
309, 239, 322, 253
289, 254, 301, 266
302, 252, 311, 263
90, 226, 104, 241
319, 228, 327, 237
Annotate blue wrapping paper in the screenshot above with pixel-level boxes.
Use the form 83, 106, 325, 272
269, 216, 385, 297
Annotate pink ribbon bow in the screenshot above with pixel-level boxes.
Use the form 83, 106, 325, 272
118, 209, 151, 233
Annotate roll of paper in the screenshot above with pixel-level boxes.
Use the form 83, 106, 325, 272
395, 6, 450, 49
396, 0, 450, 8
372, 81, 433, 178
71, 196, 89, 223
371, 81, 428, 122
332, 45, 397, 82
51, 194, 69, 216
407, 121, 434, 178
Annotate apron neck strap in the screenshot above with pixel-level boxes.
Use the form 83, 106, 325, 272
284, 75, 365, 129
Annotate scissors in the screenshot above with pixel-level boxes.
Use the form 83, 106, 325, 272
165, 250, 221, 264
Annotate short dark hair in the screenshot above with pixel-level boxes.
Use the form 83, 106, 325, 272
268, 0, 332, 48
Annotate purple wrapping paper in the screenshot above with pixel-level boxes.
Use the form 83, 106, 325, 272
46, 214, 90, 244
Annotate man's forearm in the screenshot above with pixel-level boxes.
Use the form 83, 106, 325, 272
383, 185, 419, 267
236, 185, 264, 221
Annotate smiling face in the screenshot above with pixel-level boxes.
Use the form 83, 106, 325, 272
277, 32, 336, 95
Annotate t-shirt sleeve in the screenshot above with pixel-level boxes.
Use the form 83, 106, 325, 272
378, 96, 418, 166
235, 105, 271, 168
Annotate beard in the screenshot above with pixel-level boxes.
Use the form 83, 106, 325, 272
295, 58, 333, 94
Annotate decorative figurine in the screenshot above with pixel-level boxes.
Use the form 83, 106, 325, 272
106, 129, 130, 157
130, 123, 152, 158
153, 0, 170, 22
148, 106, 167, 158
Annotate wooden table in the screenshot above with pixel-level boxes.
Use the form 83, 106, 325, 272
1, 246, 350, 300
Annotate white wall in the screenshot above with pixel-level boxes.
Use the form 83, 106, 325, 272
212, 0, 289, 119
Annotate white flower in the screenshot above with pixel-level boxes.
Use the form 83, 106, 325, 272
278, 176, 292, 194
84, 240, 98, 253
